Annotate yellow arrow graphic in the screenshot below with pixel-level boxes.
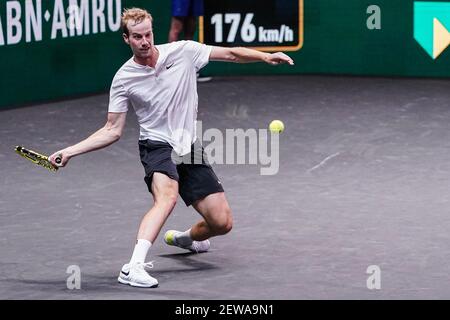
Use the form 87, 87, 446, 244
433, 18, 450, 59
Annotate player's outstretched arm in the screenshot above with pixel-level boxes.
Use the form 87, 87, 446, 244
49, 112, 127, 167
209, 46, 294, 65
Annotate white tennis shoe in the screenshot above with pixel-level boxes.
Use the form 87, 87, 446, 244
118, 261, 158, 288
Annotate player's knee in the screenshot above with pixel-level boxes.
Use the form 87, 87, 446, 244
169, 22, 183, 39
155, 191, 177, 210
213, 209, 233, 235
217, 220, 232, 235
222, 217, 233, 235
164, 192, 178, 209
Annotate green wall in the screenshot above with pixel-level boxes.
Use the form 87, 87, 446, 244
1, 0, 449, 110
0, 0, 169, 109
202, 0, 450, 77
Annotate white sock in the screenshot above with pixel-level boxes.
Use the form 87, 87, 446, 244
175, 229, 194, 246
129, 239, 152, 265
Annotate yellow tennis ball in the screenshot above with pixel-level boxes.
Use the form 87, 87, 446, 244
269, 120, 285, 133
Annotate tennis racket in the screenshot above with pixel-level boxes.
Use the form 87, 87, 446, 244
14, 146, 62, 172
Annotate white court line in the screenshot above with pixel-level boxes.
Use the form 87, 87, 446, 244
307, 152, 341, 173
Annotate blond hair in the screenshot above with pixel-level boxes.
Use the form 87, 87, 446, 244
121, 8, 153, 35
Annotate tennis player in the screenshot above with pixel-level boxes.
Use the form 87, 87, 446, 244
49, 7, 293, 288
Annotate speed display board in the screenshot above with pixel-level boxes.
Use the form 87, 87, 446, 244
199, 0, 303, 52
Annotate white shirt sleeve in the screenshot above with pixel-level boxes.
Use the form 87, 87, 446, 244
183, 40, 213, 71
108, 76, 129, 113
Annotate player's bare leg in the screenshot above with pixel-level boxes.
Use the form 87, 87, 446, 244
183, 16, 196, 40
168, 17, 184, 42
137, 172, 179, 242
118, 172, 178, 287
164, 192, 233, 252
191, 192, 233, 240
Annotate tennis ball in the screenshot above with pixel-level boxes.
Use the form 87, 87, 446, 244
269, 120, 285, 133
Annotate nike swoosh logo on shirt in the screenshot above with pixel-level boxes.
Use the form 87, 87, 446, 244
166, 63, 174, 69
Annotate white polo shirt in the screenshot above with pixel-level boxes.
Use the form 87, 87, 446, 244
108, 40, 212, 155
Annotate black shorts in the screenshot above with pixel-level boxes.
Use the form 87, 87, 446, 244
139, 139, 224, 206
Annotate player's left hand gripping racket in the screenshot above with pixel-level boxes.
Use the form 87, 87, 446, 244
14, 146, 62, 172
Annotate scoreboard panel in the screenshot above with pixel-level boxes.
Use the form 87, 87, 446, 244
199, 0, 303, 52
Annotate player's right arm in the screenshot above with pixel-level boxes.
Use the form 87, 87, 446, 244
49, 111, 127, 167
209, 46, 294, 65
